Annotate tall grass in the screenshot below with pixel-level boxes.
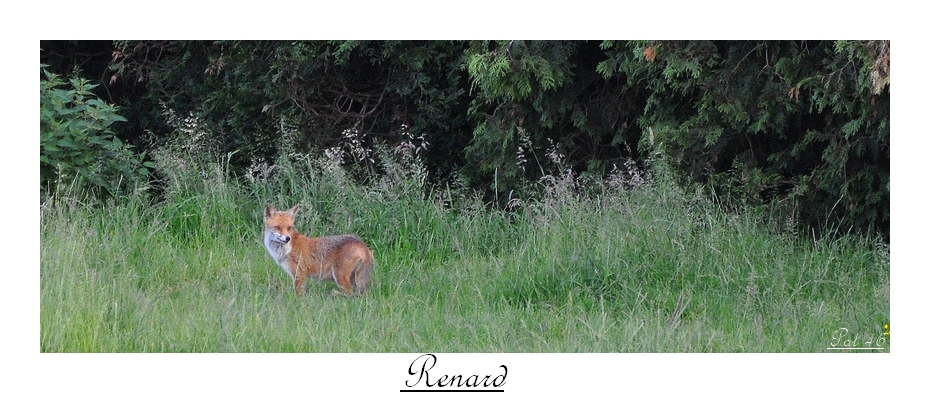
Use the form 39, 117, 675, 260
40, 130, 889, 352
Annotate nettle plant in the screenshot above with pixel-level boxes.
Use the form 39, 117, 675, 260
40, 66, 151, 198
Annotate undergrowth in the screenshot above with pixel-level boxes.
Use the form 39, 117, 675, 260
40, 120, 890, 352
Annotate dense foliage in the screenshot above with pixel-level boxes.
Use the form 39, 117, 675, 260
39, 66, 151, 198
599, 41, 890, 237
39, 40, 890, 239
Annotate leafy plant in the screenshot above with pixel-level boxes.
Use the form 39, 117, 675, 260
40, 65, 151, 198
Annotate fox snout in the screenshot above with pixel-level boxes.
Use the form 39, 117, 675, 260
270, 233, 291, 243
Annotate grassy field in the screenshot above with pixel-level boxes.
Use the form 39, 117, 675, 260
39, 146, 890, 352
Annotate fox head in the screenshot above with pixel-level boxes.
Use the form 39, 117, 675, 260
264, 204, 299, 244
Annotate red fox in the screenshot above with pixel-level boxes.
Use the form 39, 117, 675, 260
263, 204, 373, 296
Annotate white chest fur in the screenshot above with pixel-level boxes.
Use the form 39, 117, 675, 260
263, 231, 294, 279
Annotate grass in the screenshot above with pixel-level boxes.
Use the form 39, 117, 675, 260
39, 144, 890, 352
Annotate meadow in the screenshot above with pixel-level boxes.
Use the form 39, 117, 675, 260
39, 140, 890, 352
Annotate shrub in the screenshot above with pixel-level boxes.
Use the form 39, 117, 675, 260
40, 66, 152, 199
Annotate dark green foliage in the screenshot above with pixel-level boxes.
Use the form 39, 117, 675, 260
39, 66, 151, 198
597, 41, 889, 237
463, 41, 647, 193
108, 40, 473, 181
41, 40, 890, 239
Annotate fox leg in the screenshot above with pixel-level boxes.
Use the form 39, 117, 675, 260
294, 274, 307, 297
334, 267, 354, 297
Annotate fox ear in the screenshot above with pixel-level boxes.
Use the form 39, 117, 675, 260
286, 204, 300, 216
264, 204, 275, 218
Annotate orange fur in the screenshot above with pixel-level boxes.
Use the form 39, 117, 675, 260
263, 204, 373, 296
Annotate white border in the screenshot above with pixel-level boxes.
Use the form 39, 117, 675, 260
17, 1, 927, 391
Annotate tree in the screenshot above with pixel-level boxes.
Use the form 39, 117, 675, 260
598, 40, 889, 237
462, 40, 647, 194
41, 40, 889, 238
108, 41, 474, 181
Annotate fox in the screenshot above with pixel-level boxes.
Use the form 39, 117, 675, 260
263, 203, 373, 297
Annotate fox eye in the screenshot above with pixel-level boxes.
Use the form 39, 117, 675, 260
287, 226, 293, 231
274, 226, 281, 230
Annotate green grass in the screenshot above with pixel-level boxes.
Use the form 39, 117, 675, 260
40, 150, 890, 352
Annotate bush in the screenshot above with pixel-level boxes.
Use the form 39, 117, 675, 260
40, 66, 152, 199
